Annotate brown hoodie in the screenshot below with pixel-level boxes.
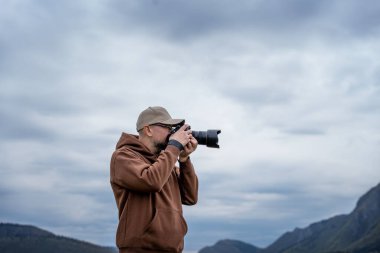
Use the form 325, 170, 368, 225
110, 133, 198, 253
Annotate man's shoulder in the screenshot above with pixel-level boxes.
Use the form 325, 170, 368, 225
113, 146, 138, 157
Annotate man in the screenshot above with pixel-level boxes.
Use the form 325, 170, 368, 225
110, 106, 198, 253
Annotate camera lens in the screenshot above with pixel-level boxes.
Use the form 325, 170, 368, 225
192, 130, 221, 148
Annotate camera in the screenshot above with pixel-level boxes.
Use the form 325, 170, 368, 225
171, 124, 221, 148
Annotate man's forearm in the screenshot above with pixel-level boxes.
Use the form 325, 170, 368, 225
179, 158, 198, 205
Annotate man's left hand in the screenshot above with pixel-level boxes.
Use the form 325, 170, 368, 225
179, 136, 198, 162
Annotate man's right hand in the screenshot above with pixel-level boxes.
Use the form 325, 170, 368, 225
169, 124, 192, 147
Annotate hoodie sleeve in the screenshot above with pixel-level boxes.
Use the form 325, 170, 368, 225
178, 158, 198, 205
110, 145, 181, 192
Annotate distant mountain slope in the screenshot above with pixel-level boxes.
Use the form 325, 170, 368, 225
199, 239, 261, 253
262, 182, 380, 253
0, 223, 116, 253
198, 182, 380, 253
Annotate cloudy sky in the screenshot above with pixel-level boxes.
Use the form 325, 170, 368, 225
1, 0, 380, 252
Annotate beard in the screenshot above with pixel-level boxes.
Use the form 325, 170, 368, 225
153, 136, 170, 154
154, 142, 167, 154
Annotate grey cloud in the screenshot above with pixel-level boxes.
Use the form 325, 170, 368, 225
105, 0, 380, 42
225, 86, 294, 107
0, 2, 80, 54
335, 1, 380, 37
105, 0, 321, 41
2, 0, 379, 48
0, 1, 102, 82
283, 127, 325, 136
353, 86, 380, 114
0, 92, 98, 144
0, 109, 56, 141
109, 0, 321, 32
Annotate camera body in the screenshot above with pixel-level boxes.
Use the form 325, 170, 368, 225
171, 125, 221, 148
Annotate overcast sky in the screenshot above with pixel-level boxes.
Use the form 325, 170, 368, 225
1, 0, 380, 252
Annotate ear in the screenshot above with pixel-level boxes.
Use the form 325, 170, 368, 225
143, 126, 153, 137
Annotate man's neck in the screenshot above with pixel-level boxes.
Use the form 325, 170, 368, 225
138, 135, 157, 154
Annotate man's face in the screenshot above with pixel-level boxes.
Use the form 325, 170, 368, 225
149, 124, 173, 154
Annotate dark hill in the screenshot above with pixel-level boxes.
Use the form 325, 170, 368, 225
262, 183, 380, 253
198, 182, 380, 253
199, 239, 261, 253
0, 223, 116, 253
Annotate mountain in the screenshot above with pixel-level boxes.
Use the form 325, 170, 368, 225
199, 239, 261, 253
0, 223, 117, 253
198, 183, 380, 253
263, 182, 380, 253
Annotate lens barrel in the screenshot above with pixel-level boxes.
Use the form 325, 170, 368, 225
192, 130, 221, 148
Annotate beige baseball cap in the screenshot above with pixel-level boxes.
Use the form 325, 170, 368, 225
136, 106, 184, 131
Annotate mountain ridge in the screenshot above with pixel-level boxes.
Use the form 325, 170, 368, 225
199, 182, 380, 253
0, 223, 117, 253
1, 183, 379, 253
199, 239, 261, 253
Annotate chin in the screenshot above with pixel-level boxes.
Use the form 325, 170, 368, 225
155, 142, 167, 154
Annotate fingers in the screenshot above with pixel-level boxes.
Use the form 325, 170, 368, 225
170, 124, 192, 146
180, 124, 189, 130
179, 124, 193, 134
184, 137, 198, 152
179, 135, 198, 161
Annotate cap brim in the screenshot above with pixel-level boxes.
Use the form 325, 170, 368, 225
161, 118, 185, 126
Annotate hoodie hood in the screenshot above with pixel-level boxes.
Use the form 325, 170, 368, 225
115, 132, 157, 163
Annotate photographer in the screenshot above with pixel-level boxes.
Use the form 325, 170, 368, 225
110, 106, 198, 253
